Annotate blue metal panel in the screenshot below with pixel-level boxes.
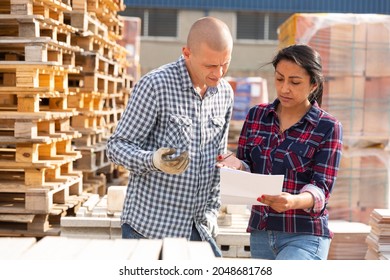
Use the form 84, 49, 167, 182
123, 0, 390, 14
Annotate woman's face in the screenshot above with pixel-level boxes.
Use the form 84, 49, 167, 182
274, 59, 317, 109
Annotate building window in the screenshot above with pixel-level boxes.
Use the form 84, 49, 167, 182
236, 12, 292, 41
120, 8, 177, 37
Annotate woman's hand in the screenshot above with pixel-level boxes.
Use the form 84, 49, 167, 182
257, 191, 314, 212
215, 153, 243, 170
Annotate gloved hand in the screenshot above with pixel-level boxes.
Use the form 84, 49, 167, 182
205, 212, 219, 238
152, 147, 189, 175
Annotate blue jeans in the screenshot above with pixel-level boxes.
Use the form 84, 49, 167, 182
121, 223, 222, 258
250, 230, 331, 260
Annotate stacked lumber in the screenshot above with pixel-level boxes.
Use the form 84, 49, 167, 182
365, 209, 390, 260
327, 220, 371, 260
0, 236, 163, 260
0, 235, 216, 260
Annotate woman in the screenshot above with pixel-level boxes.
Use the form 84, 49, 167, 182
217, 44, 343, 260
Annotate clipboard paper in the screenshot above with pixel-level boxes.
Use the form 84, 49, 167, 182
219, 167, 284, 205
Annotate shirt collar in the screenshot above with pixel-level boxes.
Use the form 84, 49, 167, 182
177, 55, 193, 91
267, 98, 321, 127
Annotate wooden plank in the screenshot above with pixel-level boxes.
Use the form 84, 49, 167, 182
0, 237, 37, 259
0, 214, 35, 223
19, 236, 88, 260
187, 241, 216, 260
75, 238, 139, 260
0, 111, 77, 120
128, 239, 162, 260
162, 238, 215, 260
7, 236, 162, 260
162, 238, 189, 260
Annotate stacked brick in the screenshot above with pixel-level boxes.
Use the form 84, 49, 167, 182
0, 0, 134, 237
278, 13, 390, 224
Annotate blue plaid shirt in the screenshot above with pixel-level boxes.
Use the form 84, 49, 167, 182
237, 99, 343, 238
106, 55, 234, 240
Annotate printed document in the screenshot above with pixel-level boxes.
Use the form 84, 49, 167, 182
220, 167, 284, 205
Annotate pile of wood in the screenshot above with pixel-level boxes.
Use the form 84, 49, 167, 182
365, 208, 390, 260
0, 235, 215, 260
0, 0, 134, 237
327, 220, 371, 260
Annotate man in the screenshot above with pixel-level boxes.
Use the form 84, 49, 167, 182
106, 16, 234, 257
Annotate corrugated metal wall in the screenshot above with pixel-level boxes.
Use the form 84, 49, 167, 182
123, 0, 390, 14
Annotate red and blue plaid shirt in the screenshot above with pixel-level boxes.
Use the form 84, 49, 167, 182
237, 99, 343, 238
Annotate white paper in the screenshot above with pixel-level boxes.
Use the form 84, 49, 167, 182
220, 167, 284, 205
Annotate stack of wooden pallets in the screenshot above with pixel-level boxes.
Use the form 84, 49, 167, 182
68, 0, 132, 194
0, 0, 84, 237
0, 0, 134, 237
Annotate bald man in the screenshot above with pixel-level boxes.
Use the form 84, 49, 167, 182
106, 17, 234, 257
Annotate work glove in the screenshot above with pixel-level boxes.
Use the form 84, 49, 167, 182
205, 212, 219, 239
152, 147, 189, 175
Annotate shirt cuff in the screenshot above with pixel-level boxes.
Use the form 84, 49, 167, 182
300, 184, 325, 214
241, 160, 251, 172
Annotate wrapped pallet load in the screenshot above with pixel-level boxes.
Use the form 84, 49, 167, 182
278, 13, 390, 224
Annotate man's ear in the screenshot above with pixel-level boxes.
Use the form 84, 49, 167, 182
182, 46, 191, 59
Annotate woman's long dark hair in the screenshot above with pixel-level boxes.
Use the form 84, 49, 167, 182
272, 44, 324, 107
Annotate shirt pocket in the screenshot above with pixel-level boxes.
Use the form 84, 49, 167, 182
206, 116, 226, 149
247, 135, 267, 171
163, 114, 192, 150
283, 142, 316, 173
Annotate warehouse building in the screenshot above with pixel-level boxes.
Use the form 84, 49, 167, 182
120, 0, 390, 79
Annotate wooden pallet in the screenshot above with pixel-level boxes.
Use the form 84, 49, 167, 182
0, 15, 75, 45
0, 115, 80, 141
0, 193, 88, 237
68, 71, 121, 95
71, 129, 104, 146
0, 37, 80, 66
82, 172, 106, 196
70, 12, 108, 38
68, 91, 105, 112
92, 0, 124, 41
0, 213, 60, 237
0, 63, 80, 92
7, 0, 72, 23
0, 138, 81, 163
75, 51, 119, 76
0, 150, 82, 187
0, 177, 82, 214
74, 142, 110, 172
72, 30, 113, 58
